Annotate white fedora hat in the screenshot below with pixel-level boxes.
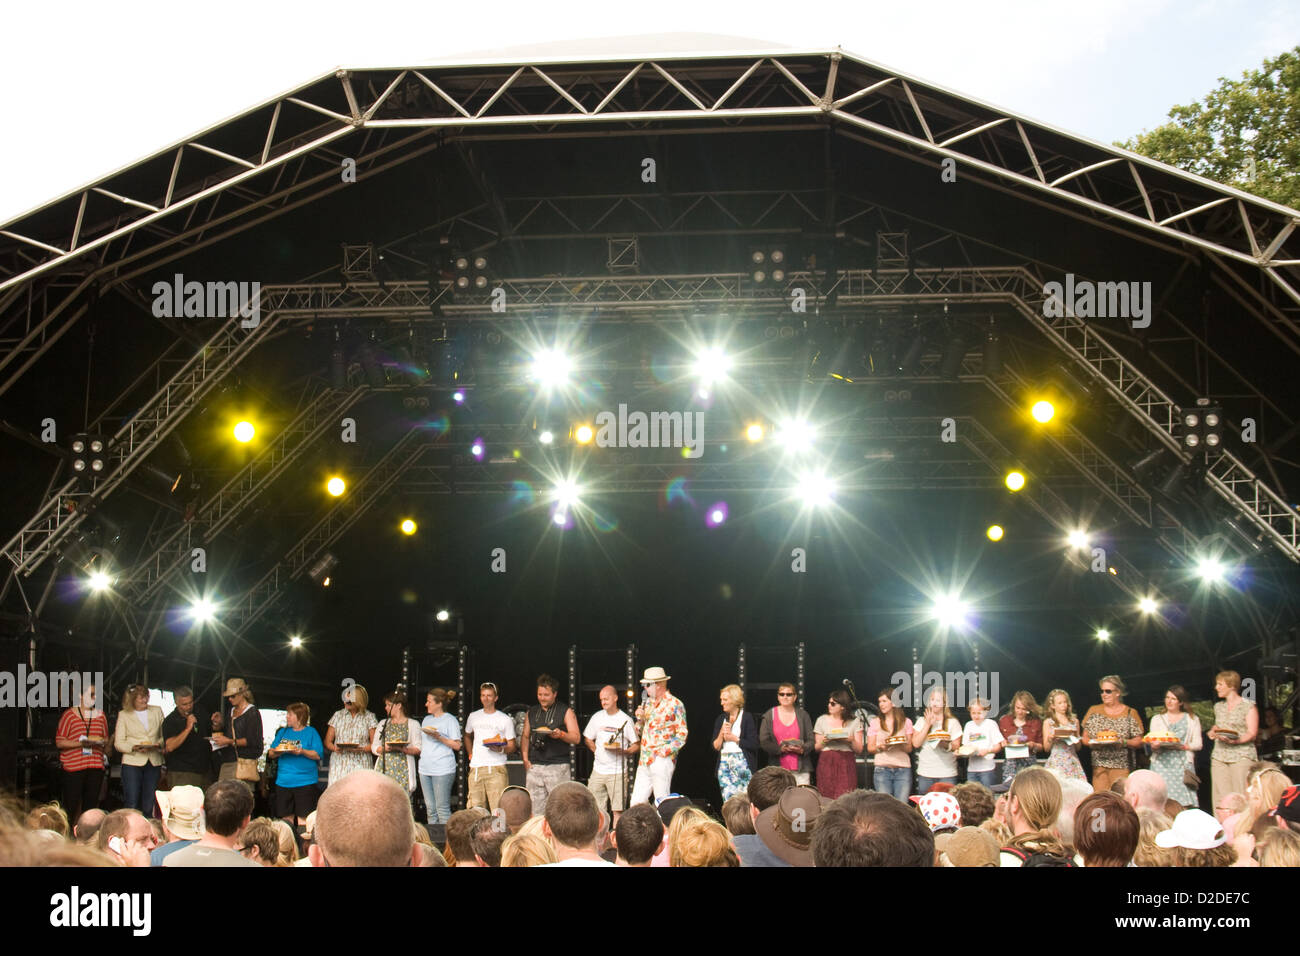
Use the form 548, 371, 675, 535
639, 666, 670, 684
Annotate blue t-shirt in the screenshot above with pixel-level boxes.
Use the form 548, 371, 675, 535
270, 726, 323, 788
150, 839, 196, 867
418, 714, 461, 776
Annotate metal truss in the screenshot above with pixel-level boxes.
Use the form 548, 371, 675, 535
118, 384, 368, 605
5, 268, 1294, 592
221, 427, 426, 638
0, 309, 281, 577
2, 47, 1297, 411
263, 267, 1300, 561
4, 51, 1295, 292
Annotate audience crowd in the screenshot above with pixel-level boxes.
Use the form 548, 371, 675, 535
5, 667, 1296, 868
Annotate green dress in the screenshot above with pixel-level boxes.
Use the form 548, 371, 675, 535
375, 718, 410, 792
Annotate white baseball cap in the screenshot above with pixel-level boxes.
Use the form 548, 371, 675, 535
1155, 809, 1226, 850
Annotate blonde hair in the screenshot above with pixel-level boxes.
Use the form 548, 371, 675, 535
1132, 809, 1176, 867
1006, 767, 1067, 859
924, 686, 953, 723
1258, 827, 1300, 867
1098, 675, 1126, 697
121, 684, 149, 712
1044, 689, 1076, 723
270, 819, 299, 866
669, 817, 739, 867
1214, 670, 1241, 692
517, 815, 547, 840
1238, 770, 1290, 836
501, 833, 557, 867
26, 803, 69, 838
1177, 843, 1236, 867
345, 684, 369, 711
720, 684, 745, 711
666, 806, 710, 860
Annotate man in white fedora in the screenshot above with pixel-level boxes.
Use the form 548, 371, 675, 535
630, 667, 687, 806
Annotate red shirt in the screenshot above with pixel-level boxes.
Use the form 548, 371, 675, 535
57, 707, 108, 772
998, 714, 1043, 749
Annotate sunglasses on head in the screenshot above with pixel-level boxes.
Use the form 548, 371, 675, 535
480, 683, 497, 691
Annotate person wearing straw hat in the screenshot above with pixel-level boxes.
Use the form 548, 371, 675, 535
150, 785, 204, 866
213, 678, 264, 791
630, 667, 687, 806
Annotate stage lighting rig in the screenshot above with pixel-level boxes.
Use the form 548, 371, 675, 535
68, 433, 109, 485
1176, 398, 1223, 452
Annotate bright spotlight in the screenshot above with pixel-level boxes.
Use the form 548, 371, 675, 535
190, 598, 216, 624
1196, 558, 1225, 583
539, 430, 554, 445
691, 346, 733, 386
1096, 628, 1111, 641
233, 421, 255, 443
1067, 529, 1090, 549
745, 423, 764, 442
986, 525, 1004, 541
553, 478, 582, 510
1005, 471, 1026, 492
452, 390, 465, 404
552, 511, 569, 527
289, 635, 303, 649
574, 425, 594, 445
1031, 401, 1055, 423
400, 518, 417, 536
88, 570, 112, 592
435, 609, 450, 622
530, 349, 572, 389
931, 593, 970, 630
796, 471, 836, 508
777, 418, 816, 452
1138, 596, 1158, 615
326, 476, 346, 497
470, 441, 485, 459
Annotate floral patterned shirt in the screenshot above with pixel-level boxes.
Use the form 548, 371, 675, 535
638, 692, 687, 765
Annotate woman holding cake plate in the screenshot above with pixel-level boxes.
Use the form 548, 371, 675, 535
1146, 685, 1202, 808
1081, 675, 1144, 792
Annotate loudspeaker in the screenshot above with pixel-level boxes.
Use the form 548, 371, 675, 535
423, 822, 446, 846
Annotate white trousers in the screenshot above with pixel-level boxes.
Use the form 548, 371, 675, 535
630, 756, 676, 806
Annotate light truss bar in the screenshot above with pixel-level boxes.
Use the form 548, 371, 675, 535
224, 429, 425, 637
0, 309, 281, 576
120, 384, 369, 603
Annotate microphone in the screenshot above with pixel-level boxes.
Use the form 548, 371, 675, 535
842, 679, 851, 687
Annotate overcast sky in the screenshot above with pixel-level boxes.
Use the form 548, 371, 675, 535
1, 0, 1295, 224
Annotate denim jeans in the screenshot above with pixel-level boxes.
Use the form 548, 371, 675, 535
419, 773, 455, 824
916, 775, 956, 795
966, 768, 999, 789
121, 763, 161, 815
873, 764, 911, 801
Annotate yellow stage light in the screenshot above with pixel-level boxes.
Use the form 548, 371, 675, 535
1005, 471, 1025, 492
326, 476, 346, 497
574, 425, 594, 444
400, 519, 417, 535
1031, 401, 1055, 423
233, 421, 256, 443
987, 525, 1004, 541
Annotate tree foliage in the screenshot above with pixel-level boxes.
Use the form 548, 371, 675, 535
1120, 47, 1300, 210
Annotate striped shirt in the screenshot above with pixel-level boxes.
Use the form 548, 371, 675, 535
56, 707, 108, 772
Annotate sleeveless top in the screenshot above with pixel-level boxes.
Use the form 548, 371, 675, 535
528, 701, 573, 765
1212, 699, 1256, 764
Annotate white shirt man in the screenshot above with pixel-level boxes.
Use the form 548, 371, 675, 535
583, 685, 640, 825
464, 683, 516, 811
